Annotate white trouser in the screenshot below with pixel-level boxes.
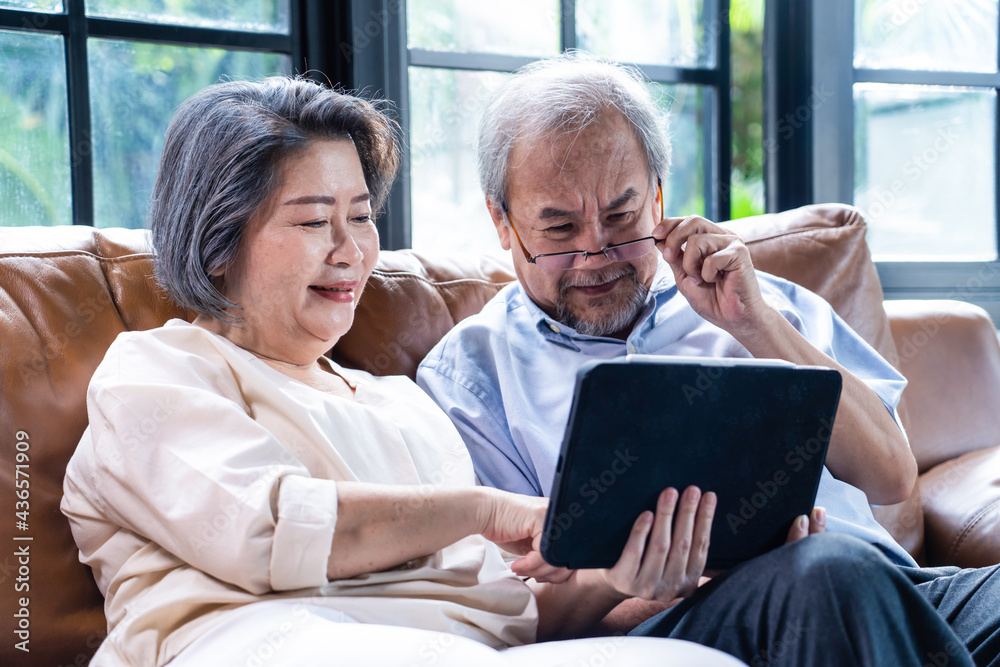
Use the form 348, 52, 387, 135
166, 599, 746, 667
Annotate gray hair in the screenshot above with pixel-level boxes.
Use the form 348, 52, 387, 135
150, 75, 400, 322
477, 51, 671, 211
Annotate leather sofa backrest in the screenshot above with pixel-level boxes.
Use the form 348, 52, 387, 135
0, 203, 920, 665
1, 226, 186, 666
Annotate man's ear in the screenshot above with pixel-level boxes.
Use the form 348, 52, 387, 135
653, 176, 663, 223
486, 197, 512, 251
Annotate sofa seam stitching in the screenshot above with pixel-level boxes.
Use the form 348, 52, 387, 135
742, 224, 860, 244
371, 270, 513, 288
948, 496, 1000, 559
0, 251, 153, 263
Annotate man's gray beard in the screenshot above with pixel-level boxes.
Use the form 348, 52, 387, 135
554, 264, 649, 337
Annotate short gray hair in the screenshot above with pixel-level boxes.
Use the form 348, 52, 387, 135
150, 76, 400, 322
477, 51, 671, 211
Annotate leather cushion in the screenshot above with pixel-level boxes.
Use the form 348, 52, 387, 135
921, 446, 1000, 567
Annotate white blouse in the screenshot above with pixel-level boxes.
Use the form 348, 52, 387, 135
61, 319, 537, 667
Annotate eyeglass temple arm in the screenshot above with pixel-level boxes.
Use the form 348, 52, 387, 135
503, 208, 534, 263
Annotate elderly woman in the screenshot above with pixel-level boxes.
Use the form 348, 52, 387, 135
59, 77, 737, 667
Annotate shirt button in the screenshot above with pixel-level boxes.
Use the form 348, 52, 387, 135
549, 323, 560, 333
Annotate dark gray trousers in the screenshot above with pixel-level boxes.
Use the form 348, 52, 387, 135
630, 533, 1000, 667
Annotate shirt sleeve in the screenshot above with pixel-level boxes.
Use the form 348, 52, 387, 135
760, 275, 907, 421
81, 332, 337, 594
418, 355, 543, 497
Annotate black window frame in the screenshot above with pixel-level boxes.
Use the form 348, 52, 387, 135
765, 0, 1000, 321
348, 0, 734, 251
0, 0, 354, 228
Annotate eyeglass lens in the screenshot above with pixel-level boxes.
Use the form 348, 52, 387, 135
533, 237, 658, 269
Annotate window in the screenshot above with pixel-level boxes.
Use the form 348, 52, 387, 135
351, 0, 767, 255
0, 0, 298, 229
767, 0, 1000, 320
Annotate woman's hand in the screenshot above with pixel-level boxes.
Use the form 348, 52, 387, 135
477, 488, 548, 553
476, 490, 576, 583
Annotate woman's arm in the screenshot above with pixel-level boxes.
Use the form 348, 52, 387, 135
327, 482, 546, 579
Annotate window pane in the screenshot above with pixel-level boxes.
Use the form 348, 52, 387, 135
88, 39, 288, 229
854, 84, 996, 260
408, 71, 707, 255
855, 0, 998, 73
0, 0, 61, 10
577, 0, 716, 68
651, 83, 706, 218
407, 0, 559, 57
86, 0, 289, 33
409, 67, 510, 255
0, 29, 70, 227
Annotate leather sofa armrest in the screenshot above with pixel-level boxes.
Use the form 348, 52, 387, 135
884, 299, 1000, 472
920, 445, 1000, 567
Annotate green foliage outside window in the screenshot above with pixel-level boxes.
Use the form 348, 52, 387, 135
729, 0, 764, 219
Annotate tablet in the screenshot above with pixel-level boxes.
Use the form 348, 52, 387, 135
540, 356, 842, 570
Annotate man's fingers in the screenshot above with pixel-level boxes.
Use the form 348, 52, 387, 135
658, 486, 701, 587
785, 514, 809, 543
809, 506, 827, 535
654, 215, 704, 261
678, 234, 745, 285
633, 488, 679, 586
612, 510, 656, 579
785, 506, 827, 545
685, 491, 716, 582
655, 216, 735, 264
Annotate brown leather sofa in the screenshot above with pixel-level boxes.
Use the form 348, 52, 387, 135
2, 203, 999, 666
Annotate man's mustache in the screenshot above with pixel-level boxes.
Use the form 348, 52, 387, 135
559, 265, 635, 290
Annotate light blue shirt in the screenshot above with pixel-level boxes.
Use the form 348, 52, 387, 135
417, 257, 917, 566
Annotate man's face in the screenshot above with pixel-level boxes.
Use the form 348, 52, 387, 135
490, 111, 661, 339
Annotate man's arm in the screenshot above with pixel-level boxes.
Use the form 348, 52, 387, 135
732, 308, 915, 504
417, 358, 544, 496
654, 216, 916, 505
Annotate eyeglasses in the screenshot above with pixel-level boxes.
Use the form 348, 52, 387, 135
503, 184, 665, 271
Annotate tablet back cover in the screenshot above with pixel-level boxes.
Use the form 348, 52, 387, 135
541, 358, 842, 570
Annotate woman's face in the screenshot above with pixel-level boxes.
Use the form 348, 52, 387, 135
219, 138, 379, 362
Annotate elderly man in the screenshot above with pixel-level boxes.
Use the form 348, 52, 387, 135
417, 52, 1000, 665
